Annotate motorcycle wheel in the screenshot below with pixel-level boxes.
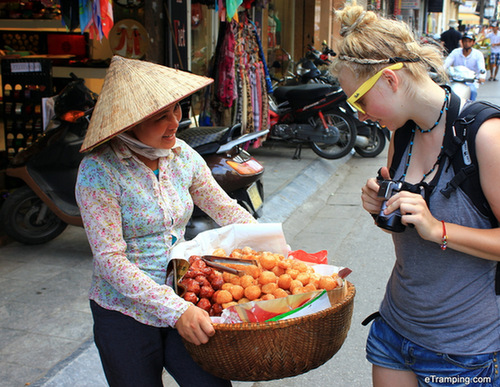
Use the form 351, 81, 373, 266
354, 128, 387, 158
310, 111, 357, 159
0, 186, 68, 244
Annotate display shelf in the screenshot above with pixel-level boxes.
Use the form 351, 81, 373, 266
1, 58, 53, 158
0, 19, 71, 31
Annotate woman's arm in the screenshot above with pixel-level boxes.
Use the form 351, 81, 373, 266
440, 117, 500, 259
76, 157, 191, 327
385, 118, 500, 260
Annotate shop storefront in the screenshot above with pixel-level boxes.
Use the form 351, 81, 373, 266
0, 0, 322, 160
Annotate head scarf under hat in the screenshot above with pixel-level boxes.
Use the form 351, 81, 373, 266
80, 56, 213, 152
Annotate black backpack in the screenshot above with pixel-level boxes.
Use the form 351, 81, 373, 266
390, 91, 500, 293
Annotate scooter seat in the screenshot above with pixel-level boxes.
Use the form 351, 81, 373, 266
177, 126, 230, 148
273, 84, 342, 105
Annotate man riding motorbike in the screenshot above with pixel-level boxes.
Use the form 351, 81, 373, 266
444, 32, 487, 101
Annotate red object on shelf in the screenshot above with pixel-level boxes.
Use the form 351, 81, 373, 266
47, 33, 87, 58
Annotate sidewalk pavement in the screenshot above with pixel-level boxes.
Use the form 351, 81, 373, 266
2, 82, 499, 387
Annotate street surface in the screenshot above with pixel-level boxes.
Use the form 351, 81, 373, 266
0, 81, 499, 387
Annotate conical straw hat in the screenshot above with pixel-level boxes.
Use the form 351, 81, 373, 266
81, 56, 213, 152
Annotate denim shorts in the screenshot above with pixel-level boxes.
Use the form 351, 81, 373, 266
366, 316, 500, 387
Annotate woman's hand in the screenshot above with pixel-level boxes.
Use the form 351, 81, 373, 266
384, 191, 441, 243
175, 305, 215, 345
361, 167, 390, 215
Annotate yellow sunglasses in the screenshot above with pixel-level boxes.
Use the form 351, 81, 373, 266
347, 62, 404, 114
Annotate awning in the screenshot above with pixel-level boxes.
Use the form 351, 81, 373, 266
458, 13, 489, 25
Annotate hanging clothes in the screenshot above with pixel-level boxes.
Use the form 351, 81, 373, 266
207, 12, 271, 143
215, 23, 237, 108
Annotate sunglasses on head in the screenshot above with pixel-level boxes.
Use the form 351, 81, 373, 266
347, 62, 404, 114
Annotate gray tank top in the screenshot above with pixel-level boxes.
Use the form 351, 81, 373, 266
380, 137, 500, 355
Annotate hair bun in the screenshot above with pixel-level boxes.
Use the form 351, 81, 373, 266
339, 10, 366, 37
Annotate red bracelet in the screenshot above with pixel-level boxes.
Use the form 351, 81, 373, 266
440, 220, 448, 251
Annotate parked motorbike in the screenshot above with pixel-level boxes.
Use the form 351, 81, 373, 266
0, 73, 96, 244
344, 103, 390, 158
177, 125, 266, 240
269, 61, 389, 160
0, 75, 266, 244
268, 83, 358, 159
295, 58, 339, 86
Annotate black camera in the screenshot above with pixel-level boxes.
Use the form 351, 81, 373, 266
375, 180, 406, 233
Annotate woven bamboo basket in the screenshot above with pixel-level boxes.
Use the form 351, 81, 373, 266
183, 282, 355, 381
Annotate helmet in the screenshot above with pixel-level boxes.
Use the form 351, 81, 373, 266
461, 32, 476, 41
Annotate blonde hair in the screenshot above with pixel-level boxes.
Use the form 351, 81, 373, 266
331, 5, 447, 84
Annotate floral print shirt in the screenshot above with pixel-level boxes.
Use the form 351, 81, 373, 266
75, 137, 257, 327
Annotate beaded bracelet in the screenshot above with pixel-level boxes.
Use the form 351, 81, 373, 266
440, 220, 448, 251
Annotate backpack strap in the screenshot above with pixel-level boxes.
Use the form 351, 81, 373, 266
390, 86, 460, 179
440, 99, 500, 227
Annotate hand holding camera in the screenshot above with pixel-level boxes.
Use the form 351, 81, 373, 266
375, 180, 407, 233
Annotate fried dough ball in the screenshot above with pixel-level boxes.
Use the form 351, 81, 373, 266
183, 291, 198, 304
319, 275, 338, 291
259, 271, 277, 285
245, 265, 261, 279
222, 272, 238, 284
212, 248, 227, 257
262, 294, 275, 301
309, 273, 321, 288
211, 290, 221, 304
278, 274, 292, 290
241, 246, 255, 257
292, 286, 306, 295
271, 265, 285, 277
195, 275, 210, 287
229, 285, 244, 300
238, 297, 250, 304
292, 260, 309, 273
210, 303, 223, 316
230, 249, 243, 258
240, 274, 257, 288
262, 282, 278, 294
304, 283, 317, 293
244, 285, 262, 301
286, 268, 299, 279
289, 279, 303, 292
278, 259, 293, 270
210, 275, 224, 290
181, 278, 200, 295
221, 283, 234, 291
190, 258, 207, 271
296, 272, 310, 286
273, 288, 289, 298
260, 253, 278, 270
199, 285, 214, 299
216, 289, 233, 304
197, 298, 211, 312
